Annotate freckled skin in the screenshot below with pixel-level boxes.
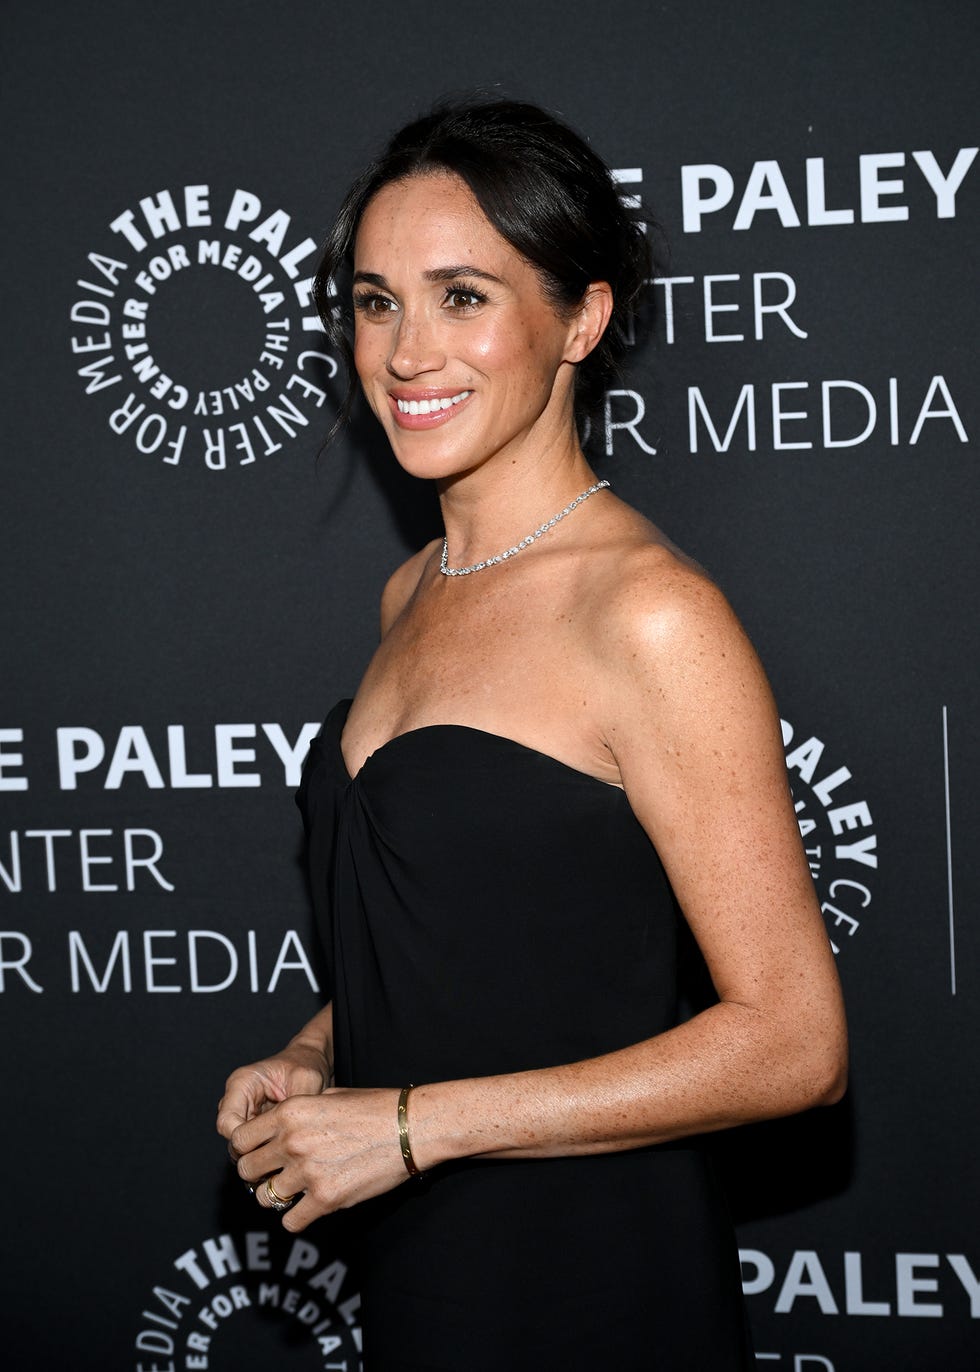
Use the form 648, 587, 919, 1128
351, 173, 596, 502
217, 173, 847, 1231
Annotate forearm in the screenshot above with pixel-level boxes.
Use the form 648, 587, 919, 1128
408, 998, 847, 1169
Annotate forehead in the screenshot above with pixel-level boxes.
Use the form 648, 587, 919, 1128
354, 172, 516, 270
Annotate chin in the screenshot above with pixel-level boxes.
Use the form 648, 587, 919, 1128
389, 444, 475, 484
379, 426, 474, 482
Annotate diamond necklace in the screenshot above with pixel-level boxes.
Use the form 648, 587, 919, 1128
439, 480, 610, 577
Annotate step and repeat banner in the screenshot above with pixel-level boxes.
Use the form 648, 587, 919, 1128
2, 1, 977, 1368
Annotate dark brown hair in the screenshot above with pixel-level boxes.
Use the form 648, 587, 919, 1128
312, 98, 654, 437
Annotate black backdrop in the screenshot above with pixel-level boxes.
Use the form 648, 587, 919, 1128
2, 2, 978, 1368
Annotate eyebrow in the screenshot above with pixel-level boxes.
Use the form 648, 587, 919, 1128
352, 265, 507, 288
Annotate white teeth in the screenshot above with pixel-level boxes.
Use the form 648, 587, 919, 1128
396, 390, 471, 415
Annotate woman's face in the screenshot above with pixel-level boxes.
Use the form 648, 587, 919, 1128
352, 172, 582, 481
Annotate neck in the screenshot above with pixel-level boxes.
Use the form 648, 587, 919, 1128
437, 428, 598, 569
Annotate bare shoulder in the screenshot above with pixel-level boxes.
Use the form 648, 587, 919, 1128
570, 511, 796, 888
577, 509, 774, 756
584, 510, 749, 669
612, 551, 748, 662
379, 538, 441, 635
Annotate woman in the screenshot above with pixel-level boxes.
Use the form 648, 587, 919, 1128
217, 99, 847, 1369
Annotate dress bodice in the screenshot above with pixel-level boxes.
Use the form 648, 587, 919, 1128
297, 698, 679, 1089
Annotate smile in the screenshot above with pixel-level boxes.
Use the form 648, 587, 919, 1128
396, 390, 471, 415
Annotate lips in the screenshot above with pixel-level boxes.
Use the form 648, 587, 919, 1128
388, 389, 473, 429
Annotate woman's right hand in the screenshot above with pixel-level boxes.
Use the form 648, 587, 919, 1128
216, 1005, 334, 1145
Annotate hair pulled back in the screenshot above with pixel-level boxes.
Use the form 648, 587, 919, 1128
312, 98, 653, 434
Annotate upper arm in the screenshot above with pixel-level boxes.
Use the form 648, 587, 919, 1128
600, 565, 844, 1039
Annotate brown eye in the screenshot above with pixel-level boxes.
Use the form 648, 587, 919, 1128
354, 292, 397, 315
445, 289, 483, 310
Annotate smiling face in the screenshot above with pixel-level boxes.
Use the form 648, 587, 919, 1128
352, 172, 585, 482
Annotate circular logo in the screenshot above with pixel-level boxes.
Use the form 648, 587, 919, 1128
134, 1227, 362, 1369
782, 719, 877, 953
69, 184, 337, 473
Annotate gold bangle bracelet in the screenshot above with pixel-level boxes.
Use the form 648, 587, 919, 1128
397, 1084, 423, 1177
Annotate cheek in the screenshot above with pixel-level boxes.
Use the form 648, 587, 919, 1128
353, 328, 385, 383
353, 323, 369, 364
471, 321, 544, 377
353, 335, 391, 424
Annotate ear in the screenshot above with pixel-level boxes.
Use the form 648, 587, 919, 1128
563, 282, 614, 364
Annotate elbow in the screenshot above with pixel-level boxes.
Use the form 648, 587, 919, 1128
763, 1011, 848, 1114
813, 1052, 848, 1107
801, 1029, 849, 1109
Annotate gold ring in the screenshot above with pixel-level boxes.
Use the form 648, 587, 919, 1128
264, 1176, 296, 1212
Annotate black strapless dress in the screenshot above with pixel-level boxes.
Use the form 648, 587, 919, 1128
297, 699, 751, 1371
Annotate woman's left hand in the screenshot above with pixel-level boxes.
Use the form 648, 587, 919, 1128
230, 1086, 409, 1230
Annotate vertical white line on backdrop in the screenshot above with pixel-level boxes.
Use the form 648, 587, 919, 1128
942, 705, 956, 995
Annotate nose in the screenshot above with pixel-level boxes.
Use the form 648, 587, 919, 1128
386, 306, 446, 379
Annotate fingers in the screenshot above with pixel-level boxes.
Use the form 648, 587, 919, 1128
216, 1077, 259, 1138
228, 1096, 297, 1171
218, 1078, 289, 1148
236, 1172, 319, 1232
280, 1193, 318, 1232
215, 1064, 289, 1139
241, 1164, 316, 1232
216, 1103, 246, 1141
230, 1110, 278, 1160
235, 1138, 281, 1188
230, 1100, 329, 1232
252, 1171, 303, 1212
